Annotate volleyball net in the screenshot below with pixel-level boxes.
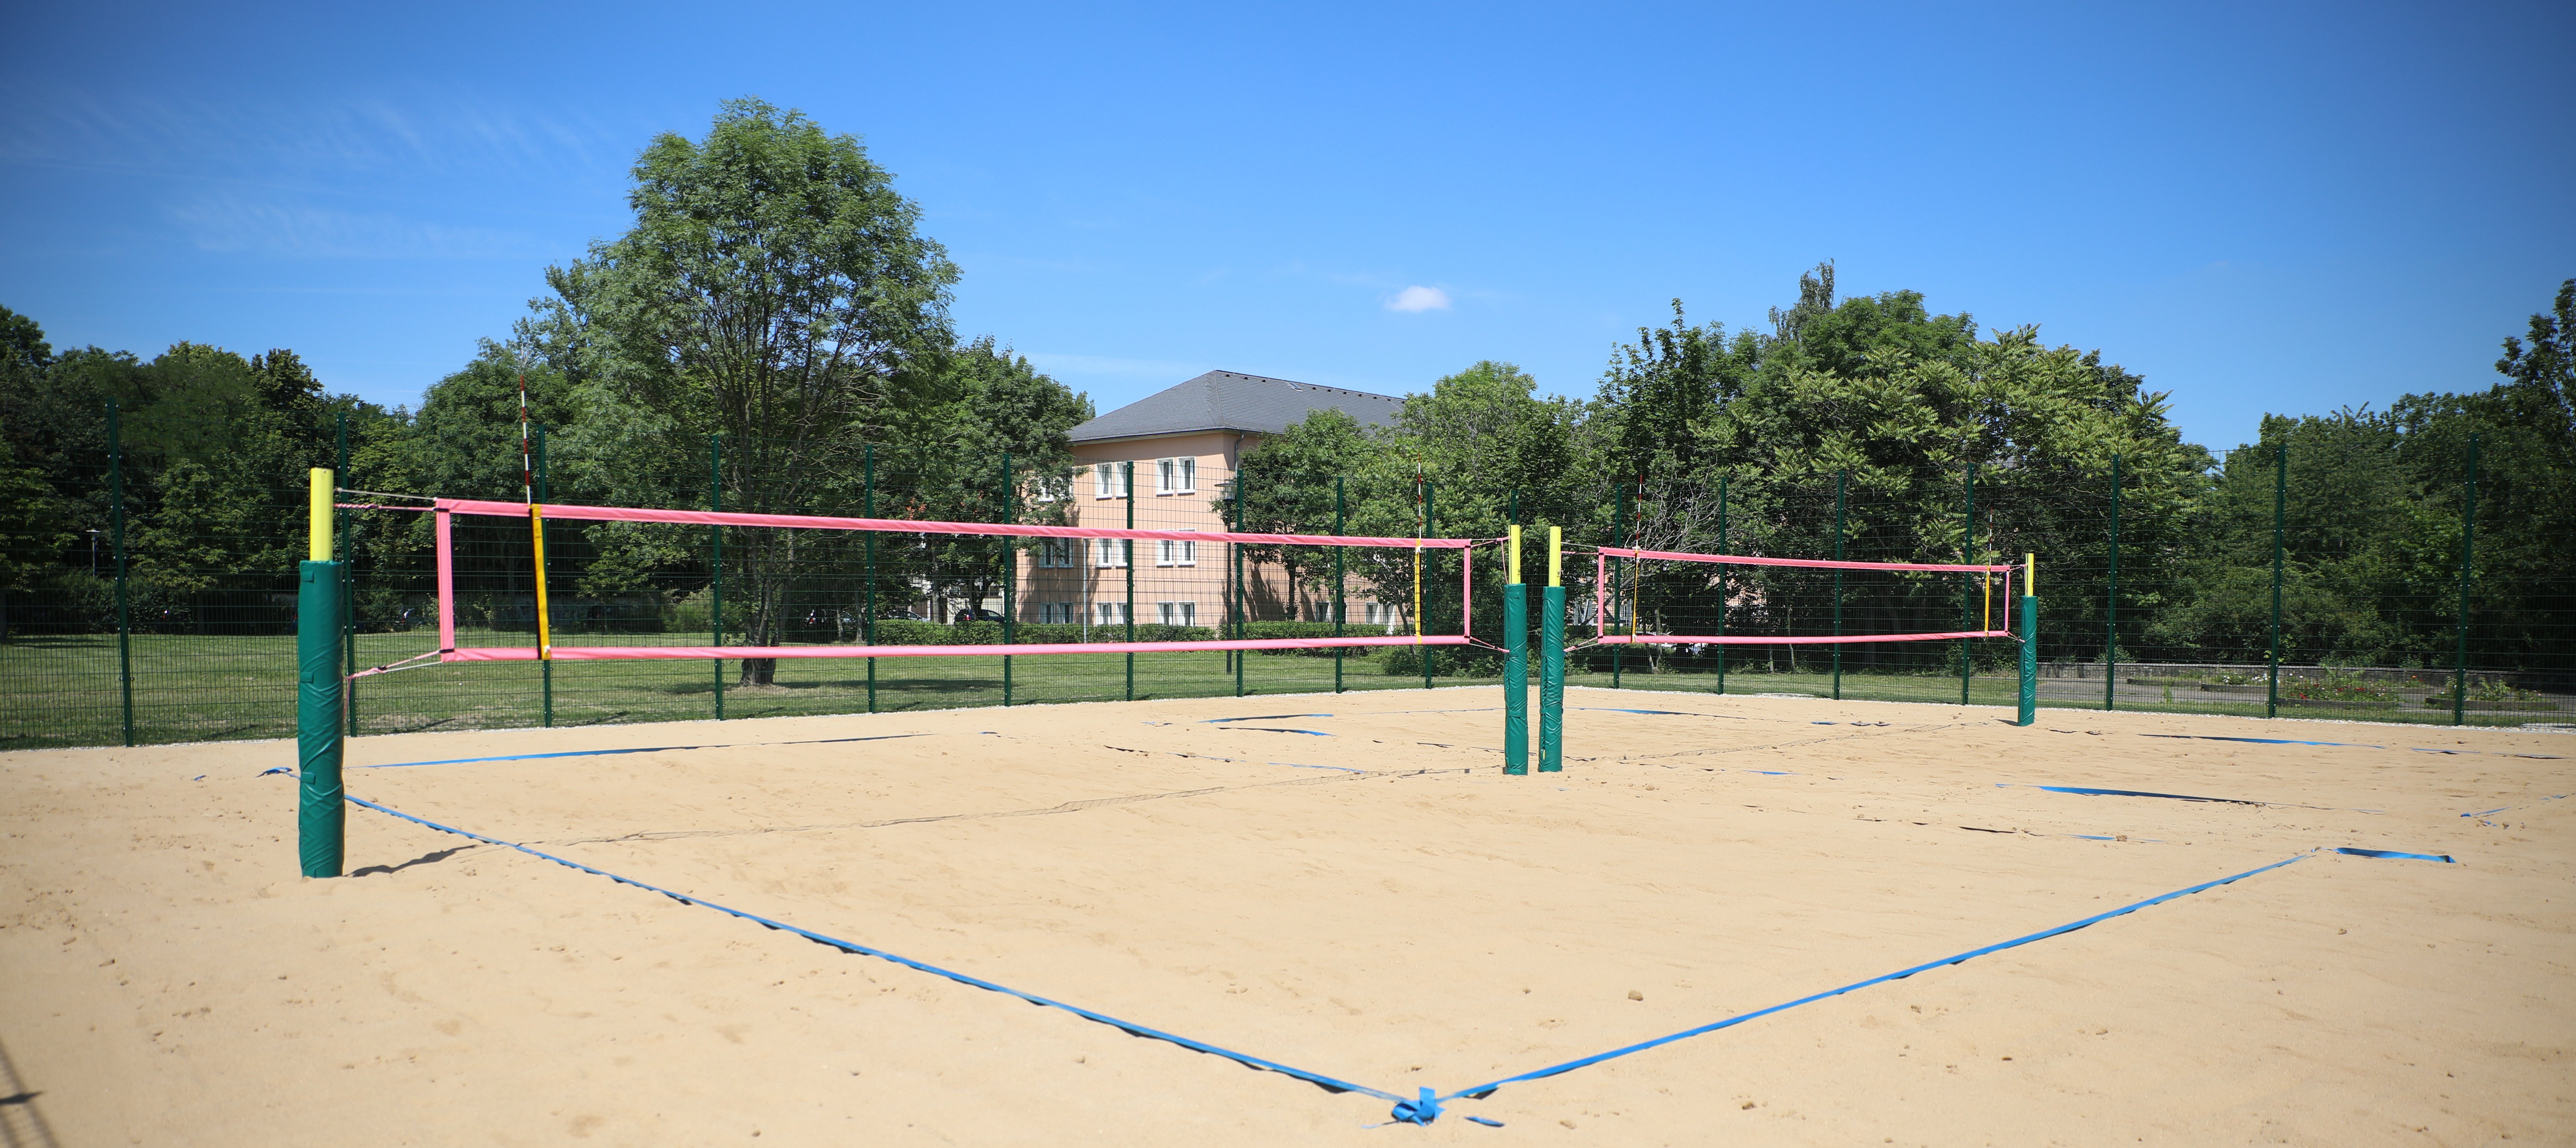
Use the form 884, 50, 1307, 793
416, 496, 1485, 664
1586, 545, 2022, 649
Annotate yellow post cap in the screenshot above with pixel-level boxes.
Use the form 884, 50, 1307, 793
1507, 524, 1522, 585
1548, 526, 1562, 587
2025, 552, 2036, 596
308, 468, 333, 561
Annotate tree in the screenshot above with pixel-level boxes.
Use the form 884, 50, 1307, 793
532, 98, 963, 682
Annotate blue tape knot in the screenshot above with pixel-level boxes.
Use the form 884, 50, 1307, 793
1390, 1087, 1443, 1125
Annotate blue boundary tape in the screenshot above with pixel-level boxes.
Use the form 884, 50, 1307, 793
288, 769, 2377, 1125
355, 732, 932, 770
2334, 847, 2454, 863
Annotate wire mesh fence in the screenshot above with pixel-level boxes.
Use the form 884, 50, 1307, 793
3, 412, 2567, 749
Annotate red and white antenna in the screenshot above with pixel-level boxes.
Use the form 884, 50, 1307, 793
517, 354, 532, 504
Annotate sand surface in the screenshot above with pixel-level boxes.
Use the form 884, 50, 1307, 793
2, 687, 2569, 1146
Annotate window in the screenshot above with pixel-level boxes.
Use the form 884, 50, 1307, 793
1094, 537, 1127, 568
1035, 602, 1079, 624
1093, 462, 1129, 499
1156, 456, 1196, 494
1037, 539, 1076, 568
1156, 531, 1198, 567
1157, 601, 1197, 626
1095, 602, 1130, 625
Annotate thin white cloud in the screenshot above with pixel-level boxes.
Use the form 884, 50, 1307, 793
169, 195, 546, 259
1386, 285, 1451, 313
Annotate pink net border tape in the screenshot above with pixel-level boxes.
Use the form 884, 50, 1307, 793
435, 498, 1474, 550
443, 635, 1472, 661
1595, 545, 2015, 574
1596, 630, 2012, 646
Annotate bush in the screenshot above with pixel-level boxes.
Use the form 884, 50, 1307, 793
860, 619, 1216, 646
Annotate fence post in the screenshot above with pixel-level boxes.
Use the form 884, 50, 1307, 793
1125, 461, 1137, 701
2268, 443, 2285, 719
1001, 451, 1014, 707
864, 443, 877, 714
1715, 474, 1728, 695
1332, 476, 1344, 695
2454, 433, 2478, 727
1832, 469, 1846, 701
1611, 483, 1628, 688
1960, 465, 1975, 706
2105, 453, 2120, 711
339, 413, 357, 737
710, 434, 723, 721
108, 399, 134, 747
1421, 480, 1436, 690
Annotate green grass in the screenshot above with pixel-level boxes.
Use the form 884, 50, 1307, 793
2, 632, 2545, 750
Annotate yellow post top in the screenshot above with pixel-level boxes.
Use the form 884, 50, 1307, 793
1507, 525, 1522, 584
2025, 552, 2036, 596
308, 468, 332, 561
1548, 526, 1562, 587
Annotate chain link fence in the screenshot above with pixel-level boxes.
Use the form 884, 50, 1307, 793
5, 414, 2566, 749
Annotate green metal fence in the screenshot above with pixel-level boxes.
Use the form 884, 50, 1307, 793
3, 411, 2567, 750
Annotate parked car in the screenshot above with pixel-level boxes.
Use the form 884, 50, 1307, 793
876, 608, 925, 621
952, 608, 1005, 624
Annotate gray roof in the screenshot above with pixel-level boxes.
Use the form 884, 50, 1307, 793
1068, 370, 1405, 443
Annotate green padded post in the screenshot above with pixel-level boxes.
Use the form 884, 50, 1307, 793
298, 559, 347, 876
1503, 525, 1527, 775
1539, 585, 1566, 772
2016, 553, 2038, 727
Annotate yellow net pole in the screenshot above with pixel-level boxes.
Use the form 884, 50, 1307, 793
530, 504, 553, 661
307, 468, 332, 560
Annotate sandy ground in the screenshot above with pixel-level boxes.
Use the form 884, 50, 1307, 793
2, 686, 2569, 1146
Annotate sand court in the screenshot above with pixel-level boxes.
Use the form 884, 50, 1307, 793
3, 687, 2569, 1144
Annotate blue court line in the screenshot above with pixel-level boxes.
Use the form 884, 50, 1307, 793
2334, 847, 2454, 863
355, 732, 933, 770
2463, 794, 2567, 819
1201, 714, 1334, 723
1426, 852, 2312, 1112
2004, 783, 2382, 815
2145, 733, 2563, 760
273, 774, 2435, 1125
1218, 728, 1333, 737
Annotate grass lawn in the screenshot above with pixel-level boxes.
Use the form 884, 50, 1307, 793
3, 632, 2542, 750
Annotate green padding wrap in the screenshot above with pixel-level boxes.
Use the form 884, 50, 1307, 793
1503, 584, 1528, 775
2016, 595, 2039, 728
297, 560, 346, 877
1539, 585, 1565, 772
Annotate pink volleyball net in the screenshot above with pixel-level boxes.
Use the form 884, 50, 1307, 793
1587, 545, 2020, 648
422, 498, 1484, 664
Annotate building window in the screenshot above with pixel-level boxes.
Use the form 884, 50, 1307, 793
1034, 601, 1080, 624
1094, 462, 1129, 499
1095, 602, 1129, 625
1156, 456, 1196, 494
1037, 539, 1076, 568
1157, 601, 1197, 626
1094, 538, 1128, 568
1156, 531, 1198, 567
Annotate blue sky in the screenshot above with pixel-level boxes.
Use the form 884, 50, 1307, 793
3, 1, 2568, 452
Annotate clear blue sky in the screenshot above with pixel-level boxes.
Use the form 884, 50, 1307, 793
4, 1, 2568, 452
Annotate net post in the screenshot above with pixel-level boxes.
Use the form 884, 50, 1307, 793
2268, 443, 2285, 719
1832, 469, 1845, 702
536, 424, 552, 728
1539, 526, 1564, 772
1610, 483, 1628, 689
1125, 461, 1137, 701
1504, 525, 1528, 775
2016, 552, 2038, 727
298, 466, 345, 877
2453, 433, 2477, 726
1960, 465, 1974, 705
2104, 453, 2120, 711
1715, 474, 1728, 695
1331, 476, 1344, 695
1002, 450, 1014, 708
710, 434, 724, 721
1421, 480, 1435, 690
108, 399, 133, 747
1234, 459, 1246, 698
864, 443, 877, 713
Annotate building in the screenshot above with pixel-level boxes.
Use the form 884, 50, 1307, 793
1012, 370, 1405, 633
